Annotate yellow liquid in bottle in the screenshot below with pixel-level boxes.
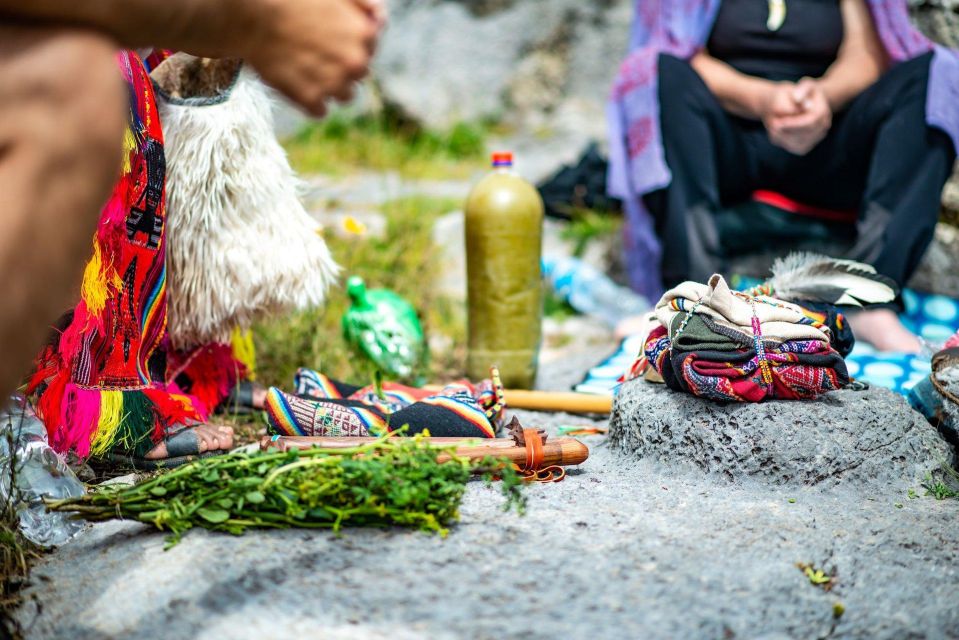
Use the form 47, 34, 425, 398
464, 156, 544, 389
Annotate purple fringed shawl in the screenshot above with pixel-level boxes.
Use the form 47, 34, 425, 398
608, 0, 959, 302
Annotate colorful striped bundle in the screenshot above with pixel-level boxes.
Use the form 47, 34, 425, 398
265, 368, 505, 439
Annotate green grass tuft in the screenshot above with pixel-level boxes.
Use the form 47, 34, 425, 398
283, 112, 489, 180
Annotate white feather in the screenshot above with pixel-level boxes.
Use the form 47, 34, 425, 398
159, 66, 339, 349
765, 252, 897, 306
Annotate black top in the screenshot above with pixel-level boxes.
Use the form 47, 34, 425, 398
707, 0, 844, 81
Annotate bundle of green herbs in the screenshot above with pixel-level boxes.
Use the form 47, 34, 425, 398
47, 435, 525, 547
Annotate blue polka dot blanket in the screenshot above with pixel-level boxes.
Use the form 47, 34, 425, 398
576, 289, 959, 398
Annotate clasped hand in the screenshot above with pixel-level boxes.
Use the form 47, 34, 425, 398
762, 78, 832, 156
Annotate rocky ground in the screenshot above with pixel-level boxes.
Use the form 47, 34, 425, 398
16, 321, 959, 639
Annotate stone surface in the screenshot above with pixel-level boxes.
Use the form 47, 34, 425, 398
371, 0, 632, 138
909, 222, 959, 298
938, 363, 959, 440
18, 405, 959, 639
909, 0, 959, 47
16, 335, 959, 638
609, 379, 956, 488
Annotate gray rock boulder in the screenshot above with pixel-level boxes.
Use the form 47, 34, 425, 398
372, 0, 632, 138
909, 222, 959, 298
909, 0, 959, 47
609, 379, 956, 488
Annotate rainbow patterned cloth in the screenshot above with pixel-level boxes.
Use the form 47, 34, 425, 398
577, 289, 959, 397
265, 368, 505, 438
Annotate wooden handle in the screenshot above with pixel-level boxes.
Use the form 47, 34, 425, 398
260, 435, 589, 468
421, 386, 613, 415
503, 390, 612, 414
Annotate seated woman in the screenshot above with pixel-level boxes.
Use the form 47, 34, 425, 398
608, 0, 959, 352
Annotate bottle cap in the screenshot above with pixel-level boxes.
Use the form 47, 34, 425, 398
491, 152, 513, 168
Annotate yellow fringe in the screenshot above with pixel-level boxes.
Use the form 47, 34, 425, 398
88, 390, 125, 457
121, 126, 136, 175
231, 328, 257, 381
81, 241, 109, 316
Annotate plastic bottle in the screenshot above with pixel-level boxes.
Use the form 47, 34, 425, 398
0, 396, 85, 547
341, 276, 426, 381
542, 256, 651, 327
465, 152, 544, 389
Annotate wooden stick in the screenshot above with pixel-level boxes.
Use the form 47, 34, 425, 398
260, 435, 589, 468
422, 386, 613, 414
502, 389, 612, 414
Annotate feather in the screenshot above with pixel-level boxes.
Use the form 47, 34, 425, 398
761, 252, 898, 306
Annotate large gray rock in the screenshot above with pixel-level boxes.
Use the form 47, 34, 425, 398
909, 0, 959, 47
909, 222, 959, 298
609, 380, 956, 488
372, 0, 632, 138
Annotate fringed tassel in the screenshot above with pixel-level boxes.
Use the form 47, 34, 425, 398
230, 328, 257, 381
53, 384, 103, 458
33, 375, 205, 459
80, 240, 121, 318
120, 125, 137, 176
87, 390, 124, 457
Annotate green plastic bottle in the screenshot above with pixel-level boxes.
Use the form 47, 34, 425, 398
341, 276, 426, 382
464, 152, 544, 389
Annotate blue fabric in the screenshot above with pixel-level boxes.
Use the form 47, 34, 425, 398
577, 289, 959, 397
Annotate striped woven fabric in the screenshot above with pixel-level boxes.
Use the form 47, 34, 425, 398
265, 368, 504, 438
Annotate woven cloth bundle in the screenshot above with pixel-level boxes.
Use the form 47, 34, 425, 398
265, 368, 506, 439
633, 274, 852, 402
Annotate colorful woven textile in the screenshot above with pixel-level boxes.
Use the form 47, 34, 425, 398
643, 323, 848, 402
265, 368, 505, 439
627, 274, 850, 402
27, 52, 239, 459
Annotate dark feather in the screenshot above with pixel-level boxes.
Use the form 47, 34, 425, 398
761, 253, 898, 306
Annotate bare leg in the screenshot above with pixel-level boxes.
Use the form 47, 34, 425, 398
0, 25, 126, 396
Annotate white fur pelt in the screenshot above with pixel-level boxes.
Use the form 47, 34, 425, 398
159, 66, 339, 349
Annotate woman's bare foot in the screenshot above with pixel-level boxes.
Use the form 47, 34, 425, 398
847, 309, 921, 354
144, 424, 234, 459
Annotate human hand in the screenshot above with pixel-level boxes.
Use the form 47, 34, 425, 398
760, 82, 804, 122
242, 0, 381, 116
765, 78, 832, 156
353, 0, 388, 28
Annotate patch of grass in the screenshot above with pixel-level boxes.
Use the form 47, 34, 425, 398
0, 516, 37, 640
283, 111, 489, 180
796, 562, 837, 592
252, 195, 466, 388
923, 476, 959, 500
1, 424, 42, 640
560, 208, 622, 258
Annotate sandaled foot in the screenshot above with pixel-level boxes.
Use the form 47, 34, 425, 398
144, 424, 234, 460
847, 309, 921, 353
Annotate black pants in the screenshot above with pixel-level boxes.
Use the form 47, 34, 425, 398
646, 52, 956, 289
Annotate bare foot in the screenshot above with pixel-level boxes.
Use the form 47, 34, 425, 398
846, 309, 921, 354
614, 314, 657, 340
145, 424, 234, 459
